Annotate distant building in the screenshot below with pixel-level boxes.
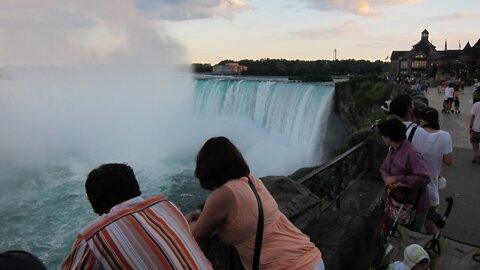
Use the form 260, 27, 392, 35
390, 29, 480, 80
212, 63, 247, 75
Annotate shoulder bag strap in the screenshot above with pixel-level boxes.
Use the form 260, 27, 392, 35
408, 126, 417, 142
247, 176, 264, 270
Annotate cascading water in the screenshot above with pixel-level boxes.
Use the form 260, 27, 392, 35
193, 79, 336, 171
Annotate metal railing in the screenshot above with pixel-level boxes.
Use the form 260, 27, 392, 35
297, 140, 367, 213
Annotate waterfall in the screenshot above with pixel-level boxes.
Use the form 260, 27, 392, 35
192, 79, 336, 171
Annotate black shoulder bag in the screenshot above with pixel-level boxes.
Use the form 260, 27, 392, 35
229, 176, 264, 270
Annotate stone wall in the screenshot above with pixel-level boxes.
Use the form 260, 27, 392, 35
306, 129, 386, 270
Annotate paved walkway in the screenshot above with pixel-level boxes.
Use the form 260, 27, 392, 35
423, 85, 480, 246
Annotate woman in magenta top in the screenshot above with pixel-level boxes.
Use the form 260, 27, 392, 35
186, 136, 323, 270
379, 119, 431, 232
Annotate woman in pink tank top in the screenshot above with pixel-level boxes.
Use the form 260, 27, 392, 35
185, 136, 324, 270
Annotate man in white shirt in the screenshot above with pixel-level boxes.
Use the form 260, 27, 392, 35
470, 100, 480, 163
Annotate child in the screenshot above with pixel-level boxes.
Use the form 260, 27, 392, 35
388, 244, 430, 270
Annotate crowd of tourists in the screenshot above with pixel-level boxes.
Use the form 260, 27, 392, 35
378, 80, 480, 269
379, 94, 453, 236
437, 79, 466, 114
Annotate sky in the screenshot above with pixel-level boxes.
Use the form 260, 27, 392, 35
0, 0, 479, 66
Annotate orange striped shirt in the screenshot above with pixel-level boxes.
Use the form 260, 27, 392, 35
62, 196, 212, 270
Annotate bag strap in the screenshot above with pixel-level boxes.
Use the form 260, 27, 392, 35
247, 176, 264, 270
407, 125, 417, 142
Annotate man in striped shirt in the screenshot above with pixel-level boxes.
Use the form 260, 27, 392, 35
62, 163, 212, 270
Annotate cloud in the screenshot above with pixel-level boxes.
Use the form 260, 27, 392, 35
136, 0, 255, 21
304, 0, 424, 16
429, 12, 480, 22
0, 0, 186, 66
290, 20, 364, 39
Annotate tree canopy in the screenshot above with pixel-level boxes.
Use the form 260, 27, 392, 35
193, 58, 385, 82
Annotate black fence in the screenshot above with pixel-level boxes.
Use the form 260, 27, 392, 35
296, 140, 367, 213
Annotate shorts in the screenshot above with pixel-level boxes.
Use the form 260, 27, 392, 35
471, 131, 480, 144
447, 97, 454, 103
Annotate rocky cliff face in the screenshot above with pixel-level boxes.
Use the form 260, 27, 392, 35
334, 82, 361, 135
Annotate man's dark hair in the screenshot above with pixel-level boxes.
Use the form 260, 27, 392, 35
85, 163, 141, 215
419, 107, 440, 130
378, 118, 407, 143
0, 250, 46, 270
195, 136, 250, 190
390, 95, 412, 118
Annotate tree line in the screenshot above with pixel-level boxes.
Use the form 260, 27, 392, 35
192, 59, 385, 82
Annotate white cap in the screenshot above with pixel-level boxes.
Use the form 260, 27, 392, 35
381, 100, 391, 112
403, 244, 430, 269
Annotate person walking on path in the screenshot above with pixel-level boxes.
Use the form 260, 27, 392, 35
444, 83, 455, 113
62, 163, 212, 270
453, 88, 460, 114
417, 107, 453, 234
470, 100, 480, 163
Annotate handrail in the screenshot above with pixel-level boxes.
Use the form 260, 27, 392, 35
297, 140, 366, 184
295, 139, 368, 213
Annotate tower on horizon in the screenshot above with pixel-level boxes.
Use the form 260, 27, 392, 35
333, 49, 337, 61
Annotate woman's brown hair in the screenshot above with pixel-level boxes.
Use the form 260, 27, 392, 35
195, 136, 250, 190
